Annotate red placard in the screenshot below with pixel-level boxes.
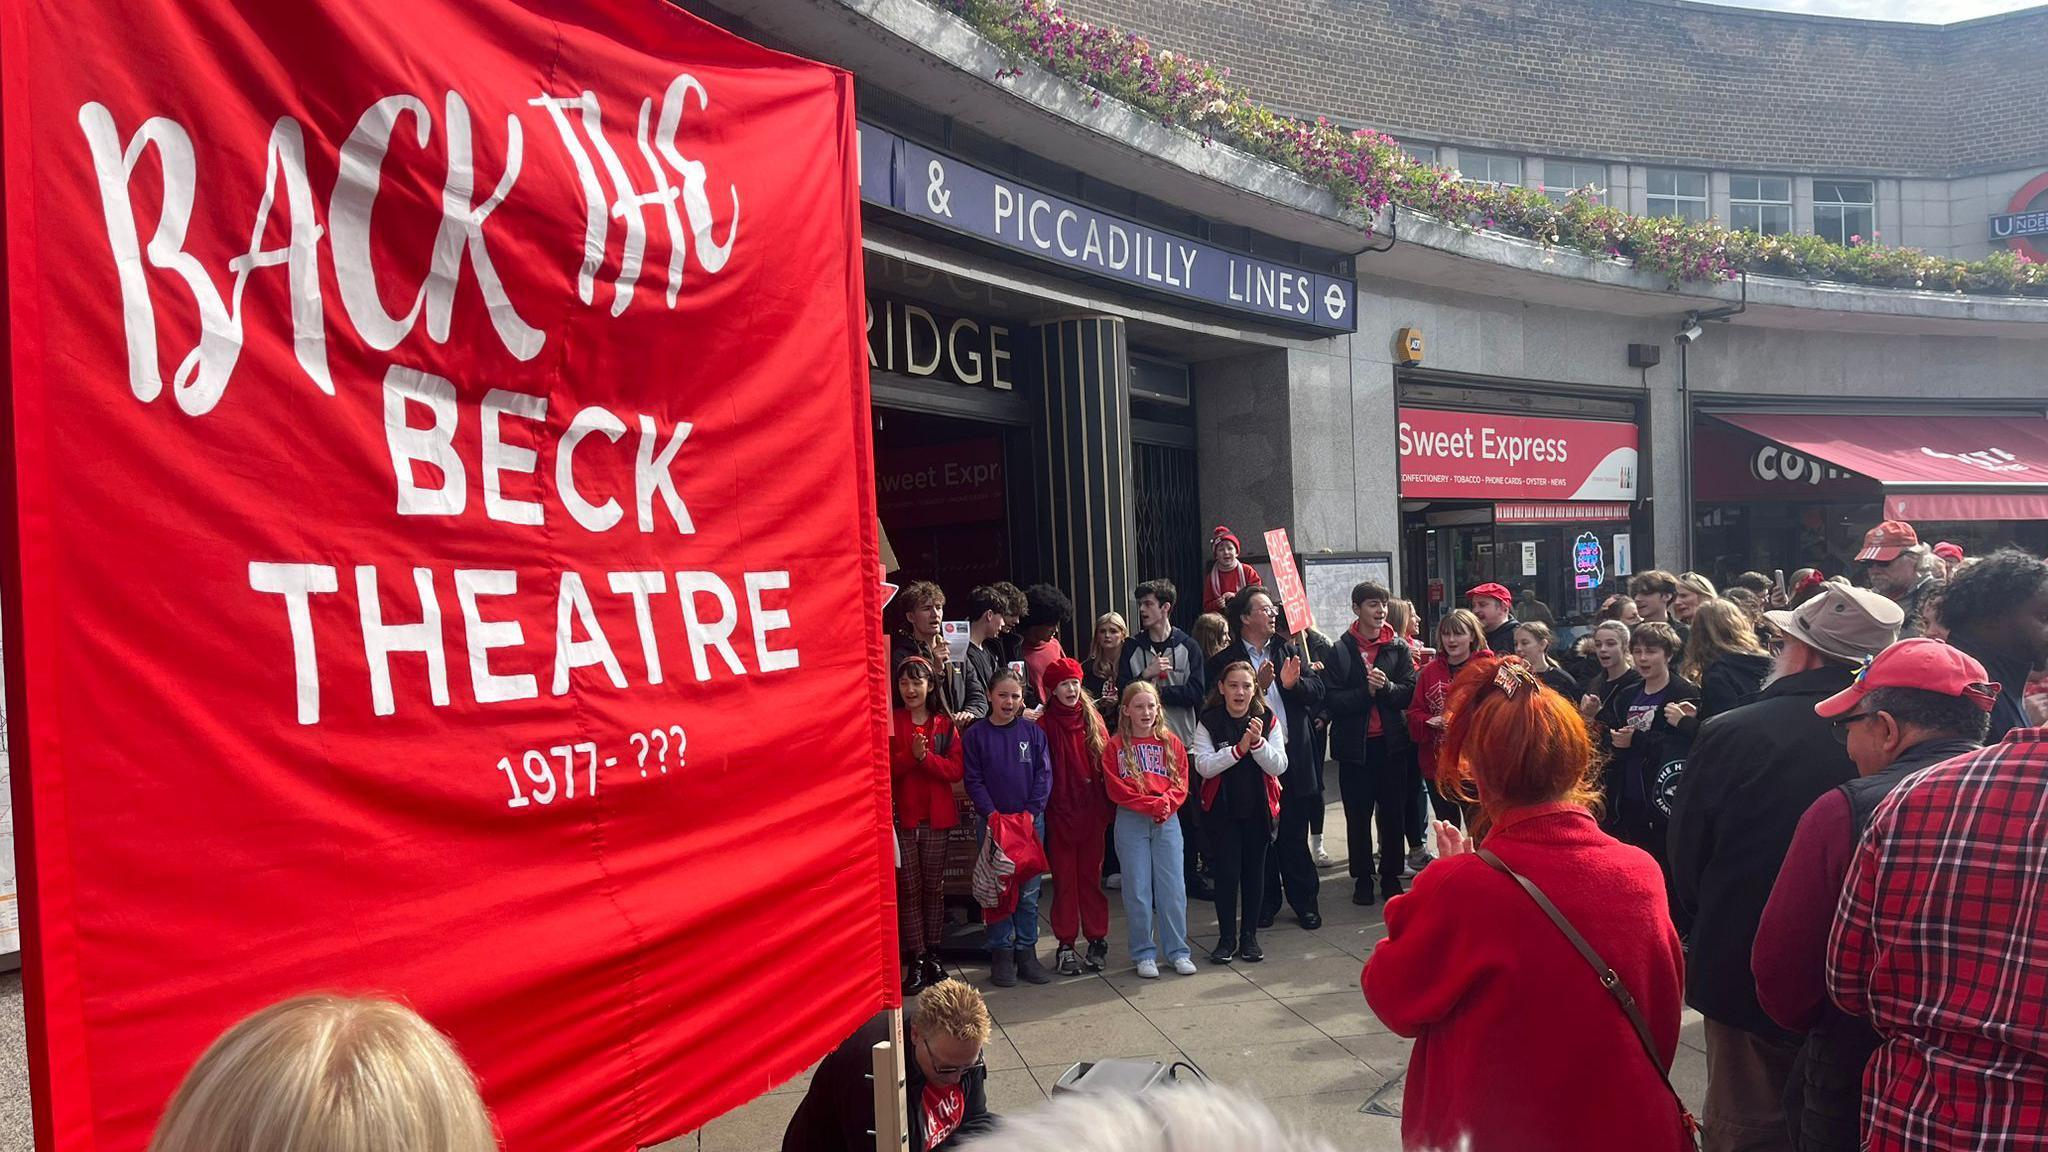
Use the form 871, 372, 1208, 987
0, 3, 888, 1151
1263, 528, 1314, 633
1397, 407, 1639, 501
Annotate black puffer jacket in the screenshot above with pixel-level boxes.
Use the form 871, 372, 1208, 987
1697, 651, 1773, 723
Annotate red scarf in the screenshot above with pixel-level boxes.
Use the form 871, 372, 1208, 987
1040, 696, 1098, 785
1348, 620, 1395, 736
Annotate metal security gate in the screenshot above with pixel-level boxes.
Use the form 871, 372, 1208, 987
1133, 441, 1204, 628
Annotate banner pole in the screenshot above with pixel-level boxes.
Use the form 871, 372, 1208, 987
871, 1007, 908, 1151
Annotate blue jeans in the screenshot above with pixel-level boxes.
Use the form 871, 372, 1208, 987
1113, 807, 1190, 963
987, 813, 1045, 952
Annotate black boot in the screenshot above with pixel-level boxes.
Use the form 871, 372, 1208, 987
1016, 946, 1053, 985
990, 949, 1017, 988
920, 953, 947, 988
903, 957, 927, 995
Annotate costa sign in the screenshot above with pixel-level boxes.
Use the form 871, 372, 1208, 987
0, 3, 889, 1150
1396, 407, 1639, 501
1750, 443, 1854, 485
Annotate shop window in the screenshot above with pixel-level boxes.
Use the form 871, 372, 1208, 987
1647, 168, 1709, 222
1813, 180, 1875, 245
1730, 175, 1792, 236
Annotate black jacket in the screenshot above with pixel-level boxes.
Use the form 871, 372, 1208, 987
1483, 616, 1520, 655
1208, 636, 1324, 799
1696, 651, 1773, 723
1324, 626, 1417, 762
1595, 674, 1700, 839
892, 632, 986, 720
1787, 737, 1982, 1152
782, 1014, 994, 1152
1534, 663, 1579, 698
1669, 665, 1859, 1038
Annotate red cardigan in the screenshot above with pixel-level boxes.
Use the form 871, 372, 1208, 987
889, 709, 964, 830
1362, 803, 1687, 1152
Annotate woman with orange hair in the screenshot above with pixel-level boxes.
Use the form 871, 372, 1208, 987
1362, 653, 1690, 1152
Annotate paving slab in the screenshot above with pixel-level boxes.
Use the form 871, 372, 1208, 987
1145, 997, 1326, 1050
1176, 1035, 1382, 1100
1237, 952, 1369, 999
1281, 1087, 1408, 1152
1000, 1000, 1177, 1067
1336, 1029, 1419, 1077
1279, 991, 1395, 1040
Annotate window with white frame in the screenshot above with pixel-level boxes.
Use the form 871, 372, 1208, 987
1730, 175, 1792, 235
1459, 150, 1523, 187
1647, 168, 1709, 222
1813, 179, 1875, 245
1542, 159, 1607, 204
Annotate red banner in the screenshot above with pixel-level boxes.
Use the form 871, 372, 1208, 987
0, 3, 888, 1150
1397, 407, 1639, 501
1263, 528, 1313, 634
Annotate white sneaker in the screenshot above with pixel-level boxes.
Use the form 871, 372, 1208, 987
1312, 837, 1334, 867
1172, 956, 1198, 976
1136, 958, 1160, 979
1105, 873, 1122, 891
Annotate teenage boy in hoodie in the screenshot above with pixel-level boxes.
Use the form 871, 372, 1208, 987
956, 581, 1025, 728
1117, 578, 1211, 900
1324, 580, 1418, 905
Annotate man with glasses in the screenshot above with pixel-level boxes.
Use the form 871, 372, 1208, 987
783, 979, 995, 1151
1752, 639, 1992, 1152
1670, 580, 1901, 1152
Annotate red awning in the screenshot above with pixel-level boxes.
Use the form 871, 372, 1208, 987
1714, 413, 2048, 521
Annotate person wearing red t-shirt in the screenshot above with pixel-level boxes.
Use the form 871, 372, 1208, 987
891, 656, 965, 996
782, 980, 995, 1152
1202, 525, 1264, 614
1104, 679, 1195, 978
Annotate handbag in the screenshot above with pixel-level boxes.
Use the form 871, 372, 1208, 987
1476, 847, 1703, 1150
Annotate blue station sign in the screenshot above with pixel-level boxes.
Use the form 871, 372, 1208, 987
858, 122, 1356, 333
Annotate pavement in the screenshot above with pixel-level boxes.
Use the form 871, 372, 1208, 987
0, 786, 1709, 1152
660, 785, 1711, 1151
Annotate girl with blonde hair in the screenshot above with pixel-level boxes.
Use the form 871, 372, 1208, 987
1103, 679, 1196, 978
1083, 610, 1129, 718
149, 995, 496, 1152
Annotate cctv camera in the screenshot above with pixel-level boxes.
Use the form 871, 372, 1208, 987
1676, 323, 1704, 344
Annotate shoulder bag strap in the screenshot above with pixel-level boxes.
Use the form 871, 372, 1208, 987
1476, 847, 1701, 1147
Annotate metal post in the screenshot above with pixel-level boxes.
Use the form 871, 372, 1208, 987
869, 1007, 908, 1152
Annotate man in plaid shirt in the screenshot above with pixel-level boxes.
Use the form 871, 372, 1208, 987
1827, 726, 2048, 1150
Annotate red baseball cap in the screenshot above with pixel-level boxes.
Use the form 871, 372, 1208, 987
1855, 520, 1919, 563
1933, 541, 1965, 564
1466, 582, 1512, 605
1814, 638, 1999, 719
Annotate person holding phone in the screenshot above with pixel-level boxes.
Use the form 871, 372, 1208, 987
1598, 621, 1699, 880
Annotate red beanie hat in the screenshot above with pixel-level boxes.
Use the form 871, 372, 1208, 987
1045, 656, 1085, 691
1211, 525, 1242, 552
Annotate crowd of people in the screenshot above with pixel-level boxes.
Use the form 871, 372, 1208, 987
133, 519, 2043, 1152
867, 516, 2047, 1151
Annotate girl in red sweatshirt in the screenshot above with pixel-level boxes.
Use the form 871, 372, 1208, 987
890, 656, 963, 995
1040, 656, 1113, 977
1104, 680, 1195, 977
1406, 609, 1483, 830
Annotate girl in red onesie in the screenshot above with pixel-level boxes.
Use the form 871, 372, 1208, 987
1040, 656, 1113, 976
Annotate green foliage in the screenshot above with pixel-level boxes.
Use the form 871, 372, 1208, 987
941, 0, 2046, 298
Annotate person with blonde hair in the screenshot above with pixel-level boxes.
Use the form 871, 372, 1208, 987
785, 979, 995, 1151
1191, 612, 1230, 659
1681, 598, 1772, 723
1674, 571, 1717, 627
1082, 610, 1128, 719
1103, 679, 1195, 978
148, 994, 496, 1152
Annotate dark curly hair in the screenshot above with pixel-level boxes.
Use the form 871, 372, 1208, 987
1022, 583, 1074, 630
1939, 548, 2048, 642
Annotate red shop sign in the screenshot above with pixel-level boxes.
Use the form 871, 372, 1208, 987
0, 2, 889, 1150
1397, 407, 1639, 501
